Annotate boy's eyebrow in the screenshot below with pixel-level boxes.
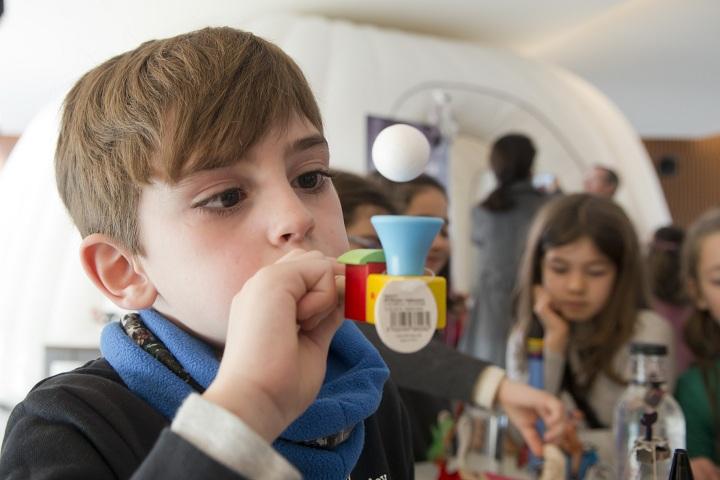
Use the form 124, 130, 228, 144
286, 134, 328, 156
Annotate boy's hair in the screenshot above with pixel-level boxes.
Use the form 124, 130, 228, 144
56, 27, 322, 253
513, 193, 642, 388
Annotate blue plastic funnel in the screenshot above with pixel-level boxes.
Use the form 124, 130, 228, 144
371, 215, 443, 276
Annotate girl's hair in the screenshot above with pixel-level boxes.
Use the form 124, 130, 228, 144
646, 225, 688, 305
368, 171, 446, 213
330, 169, 397, 226
514, 194, 642, 388
682, 208, 720, 442
480, 133, 537, 212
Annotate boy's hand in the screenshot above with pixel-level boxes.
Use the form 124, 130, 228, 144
533, 285, 569, 354
496, 378, 566, 457
203, 249, 345, 443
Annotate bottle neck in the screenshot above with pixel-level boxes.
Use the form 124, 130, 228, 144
631, 353, 667, 385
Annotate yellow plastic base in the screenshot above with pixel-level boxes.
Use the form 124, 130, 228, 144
365, 274, 446, 329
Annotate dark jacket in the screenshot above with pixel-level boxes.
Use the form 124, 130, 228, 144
355, 321, 492, 461
0, 358, 413, 479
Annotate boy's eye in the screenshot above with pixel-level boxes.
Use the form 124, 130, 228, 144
194, 188, 245, 210
294, 170, 331, 191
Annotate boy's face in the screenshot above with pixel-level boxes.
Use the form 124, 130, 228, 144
135, 116, 349, 346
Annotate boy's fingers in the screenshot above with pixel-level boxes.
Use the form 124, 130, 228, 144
296, 265, 339, 320
335, 275, 345, 303
304, 307, 344, 351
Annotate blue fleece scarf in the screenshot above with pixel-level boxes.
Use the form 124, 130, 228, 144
100, 309, 389, 479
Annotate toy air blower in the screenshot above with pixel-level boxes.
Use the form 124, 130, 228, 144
339, 124, 446, 353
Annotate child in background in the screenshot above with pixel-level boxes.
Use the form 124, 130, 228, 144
506, 194, 674, 431
1, 27, 413, 479
646, 225, 694, 372
333, 170, 565, 462
676, 208, 720, 479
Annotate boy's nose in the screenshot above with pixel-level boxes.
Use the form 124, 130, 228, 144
266, 189, 315, 247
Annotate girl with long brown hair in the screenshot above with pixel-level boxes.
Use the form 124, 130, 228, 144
675, 208, 720, 479
507, 194, 674, 430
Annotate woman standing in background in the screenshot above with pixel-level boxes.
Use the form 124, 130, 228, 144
460, 133, 549, 366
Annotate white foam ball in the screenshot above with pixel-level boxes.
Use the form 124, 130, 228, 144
371, 124, 430, 182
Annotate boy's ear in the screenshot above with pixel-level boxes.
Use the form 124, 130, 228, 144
80, 233, 157, 310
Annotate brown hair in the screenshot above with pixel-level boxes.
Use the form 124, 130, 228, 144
480, 133, 538, 212
682, 208, 720, 439
513, 194, 642, 388
56, 27, 322, 253
330, 170, 397, 227
368, 171, 446, 213
646, 225, 688, 305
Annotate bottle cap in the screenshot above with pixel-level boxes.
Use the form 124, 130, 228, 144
668, 449, 695, 480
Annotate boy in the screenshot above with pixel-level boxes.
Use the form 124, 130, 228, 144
1, 27, 560, 479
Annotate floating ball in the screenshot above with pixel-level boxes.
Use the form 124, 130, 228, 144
371, 124, 430, 182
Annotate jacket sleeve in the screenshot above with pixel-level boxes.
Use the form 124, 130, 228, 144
0, 400, 246, 480
0, 373, 296, 479
355, 321, 502, 406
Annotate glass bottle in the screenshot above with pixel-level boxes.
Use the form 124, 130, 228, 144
613, 343, 686, 479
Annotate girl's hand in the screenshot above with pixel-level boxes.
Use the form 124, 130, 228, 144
533, 285, 569, 353
495, 379, 566, 457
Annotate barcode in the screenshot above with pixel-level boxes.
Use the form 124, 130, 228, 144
390, 311, 431, 328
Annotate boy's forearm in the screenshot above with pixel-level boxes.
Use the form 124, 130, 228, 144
172, 394, 300, 480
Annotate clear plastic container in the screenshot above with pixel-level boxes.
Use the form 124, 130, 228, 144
613, 343, 686, 479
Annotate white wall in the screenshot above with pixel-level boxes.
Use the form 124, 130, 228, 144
528, 0, 720, 138
1, 0, 719, 138
0, 0, 283, 134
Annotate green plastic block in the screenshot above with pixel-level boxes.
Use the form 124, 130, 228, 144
337, 249, 385, 265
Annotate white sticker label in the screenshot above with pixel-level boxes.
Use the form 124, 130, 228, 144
374, 279, 437, 353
